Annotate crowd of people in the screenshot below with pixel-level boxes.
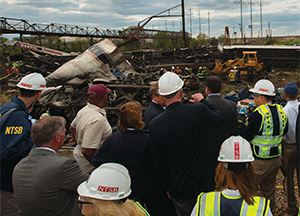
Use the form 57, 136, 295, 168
0, 71, 299, 216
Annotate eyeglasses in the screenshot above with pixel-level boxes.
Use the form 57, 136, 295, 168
78, 196, 93, 209
78, 200, 93, 209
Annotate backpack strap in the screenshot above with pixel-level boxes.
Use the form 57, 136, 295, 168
0, 107, 23, 125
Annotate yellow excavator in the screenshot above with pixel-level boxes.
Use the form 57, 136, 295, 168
211, 51, 264, 74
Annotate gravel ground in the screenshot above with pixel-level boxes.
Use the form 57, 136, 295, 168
58, 148, 299, 215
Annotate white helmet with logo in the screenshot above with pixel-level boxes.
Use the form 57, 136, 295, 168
249, 79, 275, 96
17, 73, 47, 91
218, 136, 254, 163
77, 163, 131, 200
158, 72, 184, 96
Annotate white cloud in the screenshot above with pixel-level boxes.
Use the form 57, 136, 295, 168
0, 0, 299, 38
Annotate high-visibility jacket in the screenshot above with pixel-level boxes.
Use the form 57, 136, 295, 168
197, 70, 204, 79
251, 104, 287, 158
228, 73, 236, 82
195, 191, 270, 216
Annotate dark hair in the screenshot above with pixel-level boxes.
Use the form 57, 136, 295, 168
262, 95, 273, 102
119, 101, 145, 132
149, 81, 159, 99
32, 116, 66, 147
206, 76, 222, 93
19, 88, 41, 98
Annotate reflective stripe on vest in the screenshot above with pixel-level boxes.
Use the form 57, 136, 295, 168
135, 201, 150, 216
196, 192, 270, 216
251, 104, 287, 158
229, 74, 235, 81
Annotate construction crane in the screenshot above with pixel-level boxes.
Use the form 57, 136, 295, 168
224, 26, 231, 46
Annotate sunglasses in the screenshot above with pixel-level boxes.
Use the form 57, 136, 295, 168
253, 94, 262, 98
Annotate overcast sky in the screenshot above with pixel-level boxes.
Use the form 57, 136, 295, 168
1, 0, 299, 40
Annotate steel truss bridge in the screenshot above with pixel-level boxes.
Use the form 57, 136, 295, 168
0, 17, 184, 45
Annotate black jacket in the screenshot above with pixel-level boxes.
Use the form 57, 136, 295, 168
206, 95, 239, 153
92, 130, 154, 184
91, 130, 176, 215
143, 101, 165, 130
149, 99, 225, 200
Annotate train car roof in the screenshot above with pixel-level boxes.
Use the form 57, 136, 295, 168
223, 45, 300, 50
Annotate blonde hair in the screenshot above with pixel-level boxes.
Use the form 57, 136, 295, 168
89, 198, 147, 216
215, 163, 257, 205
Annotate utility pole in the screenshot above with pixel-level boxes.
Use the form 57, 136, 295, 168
240, 0, 243, 38
181, 0, 186, 47
208, 12, 210, 37
190, 9, 192, 37
234, 0, 244, 38
260, 0, 263, 37
250, 0, 253, 38
199, 9, 201, 36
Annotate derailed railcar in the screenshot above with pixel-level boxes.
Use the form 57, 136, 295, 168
33, 39, 165, 131
45, 39, 136, 87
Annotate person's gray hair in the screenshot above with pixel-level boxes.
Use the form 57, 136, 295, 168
149, 81, 159, 99
32, 116, 66, 147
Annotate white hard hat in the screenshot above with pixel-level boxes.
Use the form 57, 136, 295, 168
218, 136, 254, 163
17, 73, 47, 91
158, 72, 184, 96
234, 66, 237, 69
249, 79, 275, 96
171, 66, 175, 70
77, 163, 131, 200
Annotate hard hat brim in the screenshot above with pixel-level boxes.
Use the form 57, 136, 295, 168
249, 88, 276, 96
218, 158, 254, 163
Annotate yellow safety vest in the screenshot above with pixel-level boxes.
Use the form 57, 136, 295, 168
195, 191, 270, 216
251, 103, 287, 158
228, 73, 235, 81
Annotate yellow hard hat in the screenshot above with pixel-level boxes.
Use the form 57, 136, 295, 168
199, 67, 202, 69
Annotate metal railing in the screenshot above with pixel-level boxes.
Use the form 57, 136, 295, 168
0, 17, 183, 40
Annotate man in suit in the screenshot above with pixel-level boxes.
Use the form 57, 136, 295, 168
149, 72, 225, 216
205, 76, 239, 159
143, 81, 166, 130
13, 116, 89, 216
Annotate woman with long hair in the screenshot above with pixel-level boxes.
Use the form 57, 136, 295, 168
92, 101, 176, 216
190, 136, 272, 216
77, 163, 149, 216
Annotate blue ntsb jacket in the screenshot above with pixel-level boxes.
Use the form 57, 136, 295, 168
0, 97, 33, 192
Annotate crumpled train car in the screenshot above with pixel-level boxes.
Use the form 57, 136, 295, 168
45, 39, 136, 87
